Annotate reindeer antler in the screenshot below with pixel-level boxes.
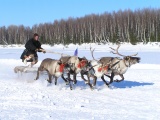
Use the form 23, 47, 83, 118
90, 45, 98, 61
110, 44, 138, 57
110, 44, 126, 57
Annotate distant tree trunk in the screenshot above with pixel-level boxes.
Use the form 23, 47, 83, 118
0, 8, 160, 45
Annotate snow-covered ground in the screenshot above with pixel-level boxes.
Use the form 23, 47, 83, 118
0, 43, 160, 120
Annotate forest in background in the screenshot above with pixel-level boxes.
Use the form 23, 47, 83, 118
0, 8, 160, 45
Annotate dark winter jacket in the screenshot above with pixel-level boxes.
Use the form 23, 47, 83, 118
25, 38, 42, 57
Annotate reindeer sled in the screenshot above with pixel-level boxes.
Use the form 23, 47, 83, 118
14, 65, 38, 74
14, 49, 69, 74
14, 51, 39, 74
13, 48, 86, 90
14, 43, 141, 90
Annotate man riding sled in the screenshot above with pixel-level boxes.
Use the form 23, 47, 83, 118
20, 33, 46, 67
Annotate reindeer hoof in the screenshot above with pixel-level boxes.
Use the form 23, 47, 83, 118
47, 79, 52, 84
73, 81, 77, 84
106, 84, 110, 88
90, 87, 94, 91
114, 79, 121, 82
65, 81, 69, 85
85, 81, 89, 84
105, 83, 109, 86
91, 85, 96, 89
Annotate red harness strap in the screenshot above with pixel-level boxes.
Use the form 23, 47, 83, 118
59, 64, 65, 72
98, 65, 109, 72
77, 60, 87, 68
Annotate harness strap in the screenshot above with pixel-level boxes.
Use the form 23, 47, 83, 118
77, 60, 87, 68
59, 64, 65, 72
55, 63, 66, 73
98, 65, 109, 72
110, 61, 120, 68
88, 64, 96, 74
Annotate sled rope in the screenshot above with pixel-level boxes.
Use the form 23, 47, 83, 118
45, 50, 70, 56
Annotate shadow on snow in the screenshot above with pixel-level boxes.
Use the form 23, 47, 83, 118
76, 80, 154, 89
111, 80, 154, 88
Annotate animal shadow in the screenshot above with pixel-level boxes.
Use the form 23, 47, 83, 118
62, 79, 154, 89
110, 80, 154, 88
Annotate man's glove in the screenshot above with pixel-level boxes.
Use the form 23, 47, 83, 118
35, 48, 39, 52
42, 49, 46, 53
40, 49, 46, 53
35, 48, 46, 53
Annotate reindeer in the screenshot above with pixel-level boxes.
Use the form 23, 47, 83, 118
35, 58, 68, 85
81, 44, 140, 89
80, 47, 113, 89
60, 56, 88, 90
101, 44, 141, 85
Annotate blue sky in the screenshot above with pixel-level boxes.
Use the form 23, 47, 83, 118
0, 0, 160, 27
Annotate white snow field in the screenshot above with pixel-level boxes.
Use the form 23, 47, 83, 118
0, 43, 160, 120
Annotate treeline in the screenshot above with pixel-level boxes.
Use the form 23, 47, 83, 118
0, 8, 160, 45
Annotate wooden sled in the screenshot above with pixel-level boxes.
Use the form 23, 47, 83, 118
14, 66, 38, 73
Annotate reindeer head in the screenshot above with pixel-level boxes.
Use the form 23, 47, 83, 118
123, 56, 140, 67
110, 44, 141, 67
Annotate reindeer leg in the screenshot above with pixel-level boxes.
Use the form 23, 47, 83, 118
87, 74, 94, 90
67, 73, 73, 90
35, 67, 41, 80
73, 73, 77, 84
92, 76, 97, 87
114, 74, 124, 82
104, 74, 111, 79
80, 71, 93, 90
61, 74, 69, 85
107, 72, 114, 85
47, 71, 52, 83
80, 71, 88, 84
55, 76, 58, 85
101, 75, 109, 86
